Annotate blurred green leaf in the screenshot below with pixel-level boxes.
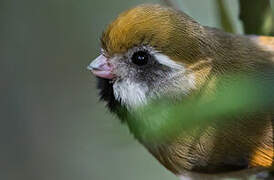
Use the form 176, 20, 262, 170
126, 72, 274, 144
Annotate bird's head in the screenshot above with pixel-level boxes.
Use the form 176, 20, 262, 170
88, 4, 214, 110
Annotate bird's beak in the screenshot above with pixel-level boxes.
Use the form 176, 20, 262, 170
87, 55, 114, 79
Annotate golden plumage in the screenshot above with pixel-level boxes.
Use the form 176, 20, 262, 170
101, 4, 209, 63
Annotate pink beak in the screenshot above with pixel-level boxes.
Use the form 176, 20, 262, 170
87, 55, 114, 79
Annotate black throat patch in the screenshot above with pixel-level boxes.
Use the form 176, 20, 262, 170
96, 78, 128, 122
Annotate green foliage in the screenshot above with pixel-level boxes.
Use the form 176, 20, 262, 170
126, 73, 274, 144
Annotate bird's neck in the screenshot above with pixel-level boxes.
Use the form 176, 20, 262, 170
206, 27, 274, 74
189, 27, 274, 92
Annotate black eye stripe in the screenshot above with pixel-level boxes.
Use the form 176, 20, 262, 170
131, 50, 150, 66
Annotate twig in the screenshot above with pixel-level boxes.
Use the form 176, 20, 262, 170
162, 0, 175, 8
215, 0, 235, 33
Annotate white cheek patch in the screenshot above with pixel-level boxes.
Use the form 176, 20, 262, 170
111, 51, 196, 110
179, 175, 193, 180
154, 53, 184, 70
153, 52, 195, 95
113, 79, 149, 109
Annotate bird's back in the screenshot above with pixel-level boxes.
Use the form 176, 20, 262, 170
250, 36, 274, 56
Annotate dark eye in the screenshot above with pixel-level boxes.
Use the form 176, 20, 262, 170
131, 51, 150, 66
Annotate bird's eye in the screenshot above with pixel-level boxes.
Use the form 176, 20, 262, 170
131, 51, 150, 66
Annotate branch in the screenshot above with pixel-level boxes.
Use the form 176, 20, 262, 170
239, 0, 274, 35
215, 0, 235, 33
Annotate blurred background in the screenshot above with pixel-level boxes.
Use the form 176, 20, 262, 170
1, 0, 273, 180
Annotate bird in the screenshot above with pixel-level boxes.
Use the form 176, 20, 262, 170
88, 4, 274, 180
